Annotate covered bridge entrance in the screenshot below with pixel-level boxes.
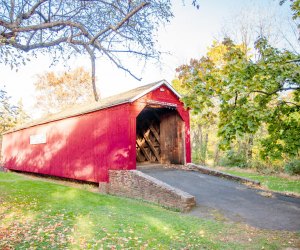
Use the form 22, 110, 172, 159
136, 107, 185, 165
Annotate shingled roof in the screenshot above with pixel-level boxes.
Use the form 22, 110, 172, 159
5, 80, 180, 134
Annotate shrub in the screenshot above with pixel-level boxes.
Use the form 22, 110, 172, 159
249, 160, 267, 172
249, 159, 285, 174
219, 150, 248, 168
284, 159, 300, 175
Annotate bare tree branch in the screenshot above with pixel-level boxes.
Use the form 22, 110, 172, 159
16, 0, 47, 23
84, 44, 99, 101
250, 87, 300, 96
11, 37, 68, 51
103, 49, 142, 81
10, 0, 15, 22
90, 2, 149, 44
0, 0, 173, 101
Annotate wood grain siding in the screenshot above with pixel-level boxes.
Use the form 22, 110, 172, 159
2, 81, 191, 183
160, 111, 185, 165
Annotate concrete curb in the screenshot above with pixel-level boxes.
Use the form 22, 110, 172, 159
186, 163, 261, 186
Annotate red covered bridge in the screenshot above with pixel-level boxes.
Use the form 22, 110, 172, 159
1, 80, 191, 183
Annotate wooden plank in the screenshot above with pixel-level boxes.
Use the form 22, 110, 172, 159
160, 113, 170, 164
177, 115, 184, 164
144, 130, 160, 161
149, 124, 159, 142
136, 142, 144, 162
161, 112, 185, 164
136, 139, 152, 161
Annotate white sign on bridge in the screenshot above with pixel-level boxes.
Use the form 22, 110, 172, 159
30, 134, 47, 145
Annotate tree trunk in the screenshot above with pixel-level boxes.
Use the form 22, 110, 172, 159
247, 135, 253, 161
85, 45, 99, 101
198, 124, 203, 163
90, 55, 99, 101
213, 144, 220, 167
203, 132, 208, 164
199, 124, 203, 147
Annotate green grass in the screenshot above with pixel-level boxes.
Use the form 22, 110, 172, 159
222, 169, 300, 194
0, 172, 298, 249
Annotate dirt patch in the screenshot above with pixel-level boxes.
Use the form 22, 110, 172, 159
215, 223, 300, 248
258, 191, 275, 198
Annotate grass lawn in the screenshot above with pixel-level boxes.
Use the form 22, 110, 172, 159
0, 172, 299, 249
219, 168, 300, 195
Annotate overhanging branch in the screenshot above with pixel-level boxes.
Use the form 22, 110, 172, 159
250, 87, 300, 96
90, 2, 149, 44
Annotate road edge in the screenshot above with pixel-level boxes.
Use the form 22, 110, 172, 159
186, 163, 261, 186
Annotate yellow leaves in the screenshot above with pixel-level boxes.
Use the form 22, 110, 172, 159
34, 67, 95, 114
206, 40, 249, 70
47, 72, 62, 86
198, 229, 205, 237
207, 41, 228, 66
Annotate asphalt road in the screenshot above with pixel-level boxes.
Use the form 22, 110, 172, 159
140, 167, 300, 231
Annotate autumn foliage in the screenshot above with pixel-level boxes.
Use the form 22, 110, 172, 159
34, 67, 95, 114
174, 38, 300, 171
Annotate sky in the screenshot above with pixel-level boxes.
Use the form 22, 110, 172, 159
0, 0, 296, 117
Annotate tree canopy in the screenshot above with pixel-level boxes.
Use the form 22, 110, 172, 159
0, 0, 173, 100
0, 89, 29, 135
34, 67, 95, 114
281, 0, 300, 20
175, 37, 300, 160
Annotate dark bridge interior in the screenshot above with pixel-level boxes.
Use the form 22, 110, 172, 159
136, 107, 185, 165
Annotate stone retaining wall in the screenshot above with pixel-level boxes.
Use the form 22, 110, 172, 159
99, 170, 196, 212
186, 163, 260, 185
147, 163, 260, 186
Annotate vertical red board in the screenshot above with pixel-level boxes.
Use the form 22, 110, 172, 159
1, 104, 132, 183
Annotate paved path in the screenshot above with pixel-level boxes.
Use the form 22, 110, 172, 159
140, 167, 300, 231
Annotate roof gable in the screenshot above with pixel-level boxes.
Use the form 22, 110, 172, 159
129, 80, 181, 102
4, 80, 181, 133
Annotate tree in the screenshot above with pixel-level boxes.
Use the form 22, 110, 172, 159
0, 89, 29, 135
220, 1, 300, 55
176, 38, 300, 161
281, 0, 300, 20
0, 89, 16, 134
34, 67, 94, 114
173, 78, 218, 165
0, 89, 29, 164
15, 98, 30, 126
0, 0, 173, 101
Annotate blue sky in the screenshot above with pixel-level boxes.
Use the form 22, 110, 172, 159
0, 0, 296, 117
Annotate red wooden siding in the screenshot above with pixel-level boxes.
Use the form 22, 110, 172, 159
1, 83, 191, 183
